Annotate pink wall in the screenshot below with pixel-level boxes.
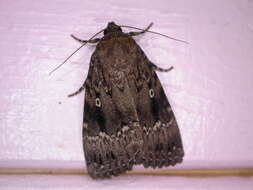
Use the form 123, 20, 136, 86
1, 175, 253, 190
0, 0, 253, 170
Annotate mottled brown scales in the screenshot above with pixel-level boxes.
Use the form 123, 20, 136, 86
70, 22, 184, 178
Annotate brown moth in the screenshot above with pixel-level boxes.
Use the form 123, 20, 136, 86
53, 22, 185, 178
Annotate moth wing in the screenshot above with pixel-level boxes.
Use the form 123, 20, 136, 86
136, 62, 184, 169
82, 57, 143, 178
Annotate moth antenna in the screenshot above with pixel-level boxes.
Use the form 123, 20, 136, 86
120, 24, 188, 44
49, 29, 104, 75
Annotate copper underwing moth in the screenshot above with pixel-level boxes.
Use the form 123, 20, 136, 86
51, 22, 186, 178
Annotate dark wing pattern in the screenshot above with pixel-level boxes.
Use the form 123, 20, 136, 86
82, 52, 143, 178
134, 46, 184, 169
81, 33, 183, 178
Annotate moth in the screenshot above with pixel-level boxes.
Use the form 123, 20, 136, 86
51, 22, 186, 178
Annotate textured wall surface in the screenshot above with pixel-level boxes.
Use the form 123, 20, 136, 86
0, 0, 253, 172
1, 175, 253, 190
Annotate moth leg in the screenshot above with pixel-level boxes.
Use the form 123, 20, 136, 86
68, 82, 85, 97
71, 34, 100, 44
150, 62, 174, 72
128, 23, 153, 37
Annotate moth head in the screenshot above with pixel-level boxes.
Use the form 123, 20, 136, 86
104, 21, 122, 35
